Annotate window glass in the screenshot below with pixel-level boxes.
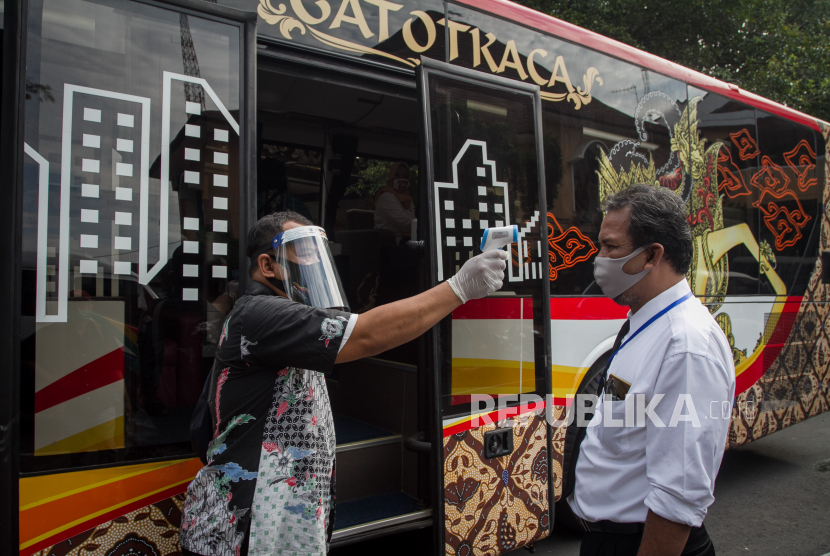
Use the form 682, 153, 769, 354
691, 88, 764, 296
426, 71, 547, 413
20, 0, 241, 471
754, 112, 822, 297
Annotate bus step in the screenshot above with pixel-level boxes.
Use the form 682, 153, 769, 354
331, 491, 430, 545
333, 413, 394, 446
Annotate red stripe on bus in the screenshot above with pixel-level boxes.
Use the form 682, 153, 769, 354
781, 297, 803, 312
453, 297, 534, 319
550, 297, 630, 320
19, 482, 188, 556
443, 400, 546, 436
34, 347, 125, 414
456, 0, 822, 131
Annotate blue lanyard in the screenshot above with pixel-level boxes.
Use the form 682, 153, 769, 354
606, 291, 694, 368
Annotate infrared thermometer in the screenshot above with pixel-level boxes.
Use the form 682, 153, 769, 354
480, 225, 519, 253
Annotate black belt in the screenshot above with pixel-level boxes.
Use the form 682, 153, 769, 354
580, 519, 645, 535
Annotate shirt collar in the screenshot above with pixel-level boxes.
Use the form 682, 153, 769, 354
627, 278, 692, 333
246, 280, 280, 297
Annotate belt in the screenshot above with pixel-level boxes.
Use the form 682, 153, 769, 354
579, 518, 645, 535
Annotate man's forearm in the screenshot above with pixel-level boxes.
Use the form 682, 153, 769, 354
637, 509, 691, 556
335, 282, 461, 363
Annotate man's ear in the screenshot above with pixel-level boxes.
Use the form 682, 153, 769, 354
258, 254, 280, 279
644, 243, 665, 269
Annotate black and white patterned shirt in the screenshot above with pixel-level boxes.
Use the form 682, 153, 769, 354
180, 281, 356, 556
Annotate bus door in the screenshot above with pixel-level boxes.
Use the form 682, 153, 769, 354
10, 1, 255, 553
417, 57, 553, 555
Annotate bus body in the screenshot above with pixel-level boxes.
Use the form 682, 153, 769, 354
1, 0, 826, 555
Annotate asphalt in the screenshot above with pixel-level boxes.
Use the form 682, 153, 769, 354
331, 410, 830, 556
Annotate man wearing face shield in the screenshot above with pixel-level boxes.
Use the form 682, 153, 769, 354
566, 185, 735, 556
180, 211, 508, 556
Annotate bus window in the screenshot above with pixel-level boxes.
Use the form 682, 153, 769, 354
424, 69, 548, 410
755, 111, 823, 296
19, 0, 243, 472
692, 89, 763, 296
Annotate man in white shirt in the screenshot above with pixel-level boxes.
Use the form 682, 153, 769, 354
568, 184, 735, 556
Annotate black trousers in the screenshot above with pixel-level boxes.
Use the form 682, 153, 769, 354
580, 524, 715, 556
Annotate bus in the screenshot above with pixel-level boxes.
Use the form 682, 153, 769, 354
0, 0, 826, 554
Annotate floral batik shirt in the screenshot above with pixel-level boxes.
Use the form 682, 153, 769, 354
180, 282, 356, 556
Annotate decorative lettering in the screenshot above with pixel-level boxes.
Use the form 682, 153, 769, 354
290, 0, 331, 25
470, 28, 499, 73
527, 49, 548, 86
442, 19, 470, 61
402, 10, 436, 53
547, 55, 575, 93
364, 0, 403, 42
497, 40, 528, 80
330, 0, 373, 39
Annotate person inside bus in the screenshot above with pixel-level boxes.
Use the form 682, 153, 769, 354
373, 161, 414, 241
179, 210, 507, 556
568, 184, 735, 556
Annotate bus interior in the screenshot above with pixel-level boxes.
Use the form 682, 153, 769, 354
256, 52, 429, 543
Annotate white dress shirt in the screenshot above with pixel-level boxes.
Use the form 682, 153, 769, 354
569, 279, 736, 527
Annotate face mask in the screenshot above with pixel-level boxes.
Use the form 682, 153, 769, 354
593, 245, 653, 299
392, 178, 410, 192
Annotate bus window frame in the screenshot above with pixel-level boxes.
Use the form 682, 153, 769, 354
8, 0, 257, 481
1, 0, 27, 549
417, 55, 553, 554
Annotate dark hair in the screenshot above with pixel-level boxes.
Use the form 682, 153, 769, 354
246, 211, 314, 276
602, 184, 693, 274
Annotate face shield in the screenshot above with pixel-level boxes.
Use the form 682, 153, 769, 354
270, 226, 349, 311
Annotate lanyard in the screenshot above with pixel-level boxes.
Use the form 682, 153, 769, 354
606, 291, 694, 368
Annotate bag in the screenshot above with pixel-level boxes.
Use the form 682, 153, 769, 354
190, 375, 213, 465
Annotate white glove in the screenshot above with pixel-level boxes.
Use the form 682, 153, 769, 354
447, 249, 508, 304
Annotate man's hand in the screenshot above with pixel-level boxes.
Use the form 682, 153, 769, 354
447, 250, 508, 303
637, 510, 691, 556
335, 250, 508, 363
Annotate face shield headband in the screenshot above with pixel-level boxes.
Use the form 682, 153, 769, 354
256, 226, 349, 311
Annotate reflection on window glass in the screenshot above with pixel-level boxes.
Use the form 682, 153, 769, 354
692, 90, 763, 295
755, 112, 823, 296
258, 144, 322, 222
20, 0, 241, 471
426, 72, 547, 412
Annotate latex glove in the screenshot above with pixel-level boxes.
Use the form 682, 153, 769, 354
447, 250, 508, 304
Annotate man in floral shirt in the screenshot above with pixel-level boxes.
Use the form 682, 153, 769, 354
180, 211, 508, 556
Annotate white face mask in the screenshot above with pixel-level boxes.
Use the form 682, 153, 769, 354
593, 245, 652, 299
392, 178, 410, 192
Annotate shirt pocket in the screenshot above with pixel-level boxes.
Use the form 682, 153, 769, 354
598, 399, 630, 455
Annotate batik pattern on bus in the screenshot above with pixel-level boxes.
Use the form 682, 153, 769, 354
443, 409, 549, 555
550, 405, 566, 500
30, 495, 186, 556
727, 120, 830, 447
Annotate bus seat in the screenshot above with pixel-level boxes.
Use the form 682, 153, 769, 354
337, 228, 395, 311
345, 209, 375, 230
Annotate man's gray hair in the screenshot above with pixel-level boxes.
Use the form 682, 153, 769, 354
602, 184, 693, 274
